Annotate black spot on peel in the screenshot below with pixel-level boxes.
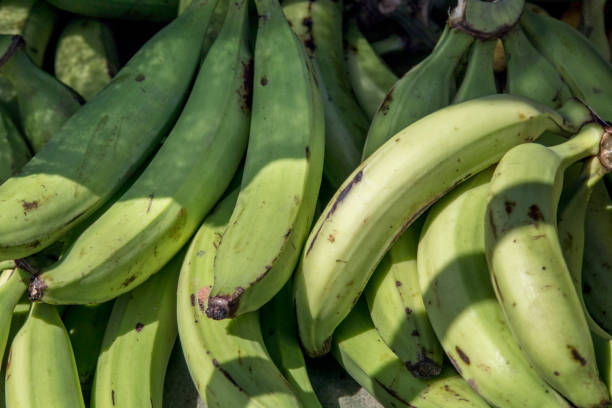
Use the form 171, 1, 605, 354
305, 146, 310, 159
411, 330, 419, 337
568, 345, 587, 366
260, 76, 268, 86
583, 282, 592, 294
406, 354, 442, 378
527, 204, 545, 224
211, 359, 246, 393
190, 294, 195, 307
305, 171, 363, 255
237, 59, 254, 111
405, 307, 412, 315
504, 200, 516, 214
373, 379, 417, 407
379, 88, 394, 115
455, 346, 470, 364
112, 390, 115, 405
135, 322, 144, 332
146, 193, 154, 213
135, 73, 145, 82
206, 287, 245, 320
121, 275, 137, 288
554, 371, 560, 376
395, 280, 402, 287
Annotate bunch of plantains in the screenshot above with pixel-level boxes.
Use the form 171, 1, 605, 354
0, 0, 611, 407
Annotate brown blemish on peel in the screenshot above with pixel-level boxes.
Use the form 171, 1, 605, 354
305, 146, 310, 159
455, 346, 470, 364
405, 307, 412, 315
306, 170, 364, 255
237, 59, 254, 111
206, 287, 245, 320
146, 193, 154, 213
379, 88, 394, 115
197, 287, 210, 311
135, 73, 145, 82
22, 200, 38, 211
374, 379, 417, 407
135, 322, 144, 332
568, 345, 587, 366
28, 276, 47, 301
406, 353, 442, 378
504, 200, 515, 214
328, 234, 335, 243
211, 358, 246, 392
260, 76, 268, 86
121, 275, 137, 288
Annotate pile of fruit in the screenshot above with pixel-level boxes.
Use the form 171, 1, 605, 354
0, 0, 611, 407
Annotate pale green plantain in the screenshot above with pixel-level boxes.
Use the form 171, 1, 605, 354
206, 0, 324, 319
362, 25, 474, 158
580, 0, 610, 60
262, 279, 323, 408
54, 18, 120, 101
332, 300, 490, 408
5, 302, 85, 408
484, 124, 611, 407
364, 220, 444, 378
344, 17, 397, 119
0, 0, 218, 261
295, 94, 588, 357
91, 254, 181, 408
177, 189, 301, 408
28, 0, 248, 305
419, 167, 572, 407
283, 0, 369, 188
0, 267, 29, 370
0, 35, 83, 152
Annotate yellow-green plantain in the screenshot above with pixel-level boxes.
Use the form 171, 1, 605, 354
0, 267, 29, 371
54, 18, 120, 101
91, 254, 181, 408
0, 35, 83, 152
295, 94, 589, 358
0, 299, 30, 408
206, 0, 324, 319
520, 7, 612, 122
261, 279, 323, 408
43, 0, 178, 21
503, 26, 572, 109
361, 25, 474, 159
484, 124, 611, 407
364, 220, 444, 378
419, 167, 572, 407
344, 17, 397, 119
177, 189, 301, 408
0, 0, 218, 262
0, 107, 30, 184
5, 302, 85, 408
283, 0, 369, 188
332, 300, 490, 408
27, 0, 248, 305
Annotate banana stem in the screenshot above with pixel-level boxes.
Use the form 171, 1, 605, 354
550, 123, 604, 169
449, 0, 525, 38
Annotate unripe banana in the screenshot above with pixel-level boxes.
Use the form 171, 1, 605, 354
0, 299, 30, 408
206, 0, 324, 319
54, 18, 120, 101
63, 302, 113, 402
332, 300, 490, 408
485, 124, 611, 407
521, 7, 612, 122
261, 279, 323, 408
362, 25, 474, 158
0, 35, 83, 152
0, 0, 60, 67
503, 26, 572, 109
295, 94, 587, 357
580, 0, 610, 61
364, 220, 444, 378
44, 0, 178, 21
419, 167, 572, 407
344, 17, 397, 119
453, 38, 497, 103
583, 180, 612, 332
283, 0, 369, 188
0, 0, 218, 262
0, 107, 30, 184
0, 267, 29, 368
5, 302, 85, 408
91, 254, 181, 408
28, 0, 248, 306
177, 189, 301, 407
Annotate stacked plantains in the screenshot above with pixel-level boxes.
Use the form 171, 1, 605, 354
0, 0, 611, 407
